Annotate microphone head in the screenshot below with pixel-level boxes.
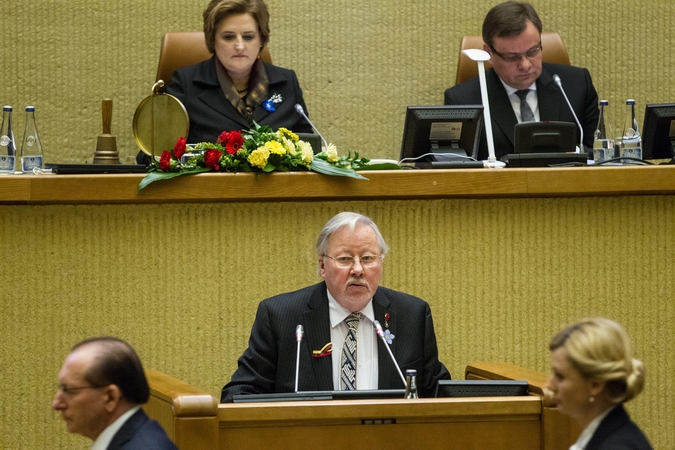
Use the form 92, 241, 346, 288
553, 74, 562, 87
295, 324, 304, 340
294, 103, 304, 114
373, 320, 384, 335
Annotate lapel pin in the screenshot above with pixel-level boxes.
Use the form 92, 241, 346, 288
312, 342, 333, 358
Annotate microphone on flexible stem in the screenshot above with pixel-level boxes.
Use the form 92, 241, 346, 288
294, 324, 304, 393
373, 320, 407, 387
294, 104, 329, 150
553, 74, 584, 154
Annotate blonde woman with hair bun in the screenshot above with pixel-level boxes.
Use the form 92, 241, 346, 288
547, 318, 652, 450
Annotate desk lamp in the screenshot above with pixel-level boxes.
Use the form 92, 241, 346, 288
461, 49, 505, 169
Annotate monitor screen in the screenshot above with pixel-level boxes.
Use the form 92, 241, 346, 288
435, 380, 529, 398
513, 121, 576, 154
399, 105, 483, 166
641, 103, 675, 161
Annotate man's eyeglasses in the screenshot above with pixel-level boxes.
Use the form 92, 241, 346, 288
324, 254, 383, 268
56, 383, 107, 396
490, 43, 542, 63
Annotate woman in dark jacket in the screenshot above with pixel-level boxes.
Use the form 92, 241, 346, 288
547, 318, 652, 450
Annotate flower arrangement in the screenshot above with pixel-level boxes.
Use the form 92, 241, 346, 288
138, 122, 398, 190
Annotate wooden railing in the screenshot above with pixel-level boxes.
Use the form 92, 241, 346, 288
2, 164, 675, 205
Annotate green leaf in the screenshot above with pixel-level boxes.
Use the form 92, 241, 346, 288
310, 159, 369, 180
138, 168, 211, 191
355, 163, 401, 171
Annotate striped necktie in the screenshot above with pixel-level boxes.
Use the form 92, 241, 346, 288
340, 312, 362, 390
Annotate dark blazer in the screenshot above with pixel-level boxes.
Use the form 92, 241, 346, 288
169, 56, 313, 143
220, 282, 451, 402
107, 408, 177, 450
444, 62, 599, 160
585, 404, 652, 450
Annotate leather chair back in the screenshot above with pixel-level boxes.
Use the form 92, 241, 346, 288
455, 32, 570, 85
156, 31, 272, 88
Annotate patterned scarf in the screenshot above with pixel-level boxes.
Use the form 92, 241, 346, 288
215, 57, 269, 124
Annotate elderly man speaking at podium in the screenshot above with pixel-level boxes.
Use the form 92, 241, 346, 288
221, 212, 450, 402
444, 1, 599, 161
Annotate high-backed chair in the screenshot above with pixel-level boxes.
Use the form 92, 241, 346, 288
455, 32, 570, 85
155, 31, 272, 89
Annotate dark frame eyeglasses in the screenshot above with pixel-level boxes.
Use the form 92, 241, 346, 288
490, 43, 542, 63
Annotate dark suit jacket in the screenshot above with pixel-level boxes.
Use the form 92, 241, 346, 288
585, 404, 652, 450
169, 56, 313, 143
107, 408, 177, 450
220, 282, 450, 402
444, 62, 599, 160
136, 57, 313, 164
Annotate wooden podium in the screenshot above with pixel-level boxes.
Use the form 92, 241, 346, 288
144, 362, 579, 450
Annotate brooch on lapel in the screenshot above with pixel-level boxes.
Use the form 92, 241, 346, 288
263, 93, 283, 112
382, 313, 394, 344
312, 342, 332, 358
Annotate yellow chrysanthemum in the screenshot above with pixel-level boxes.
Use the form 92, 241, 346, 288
297, 140, 314, 163
248, 147, 270, 169
326, 143, 339, 162
277, 128, 299, 142
264, 140, 285, 155
282, 137, 296, 156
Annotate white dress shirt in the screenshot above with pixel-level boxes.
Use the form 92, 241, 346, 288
501, 79, 540, 122
91, 405, 141, 450
328, 289, 378, 390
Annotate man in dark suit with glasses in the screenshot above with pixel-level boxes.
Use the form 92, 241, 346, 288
221, 212, 450, 402
53, 337, 177, 449
444, 1, 599, 160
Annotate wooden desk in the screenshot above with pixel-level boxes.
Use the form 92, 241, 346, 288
2, 164, 675, 205
146, 363, 578, 450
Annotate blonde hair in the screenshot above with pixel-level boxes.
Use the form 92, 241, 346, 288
549, 318, 645, 404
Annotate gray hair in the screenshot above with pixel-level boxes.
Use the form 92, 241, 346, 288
315, 212, 389, 258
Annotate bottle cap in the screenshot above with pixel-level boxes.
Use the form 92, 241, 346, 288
26, 106, 35, 112
406, 369, 417, 376
599, 100, 608, 106
3, 106, 12, 112
626, 99, 635, 105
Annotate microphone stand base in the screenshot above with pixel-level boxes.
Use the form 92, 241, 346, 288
483, 159, 506, 169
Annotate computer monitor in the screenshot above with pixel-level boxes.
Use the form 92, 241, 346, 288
641, 103, 675, 162
514, 121, 576, 154
435, 380, 529, 398
399, 105, 483, 167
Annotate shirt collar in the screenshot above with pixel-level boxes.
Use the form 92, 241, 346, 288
569, 404, 617, 450
327, 289, 375, 328
91, 406, 141, 450
500, 78, 537, 97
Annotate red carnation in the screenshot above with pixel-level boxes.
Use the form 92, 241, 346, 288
159, 150, 172, 172
225, 131, 244, 155
173, 137, 187, 160
204, 148, 222, 170
217, 131, 229, 144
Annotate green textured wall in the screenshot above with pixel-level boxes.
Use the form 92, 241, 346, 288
1, 1, 674, 163
1, 197, 674, 448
